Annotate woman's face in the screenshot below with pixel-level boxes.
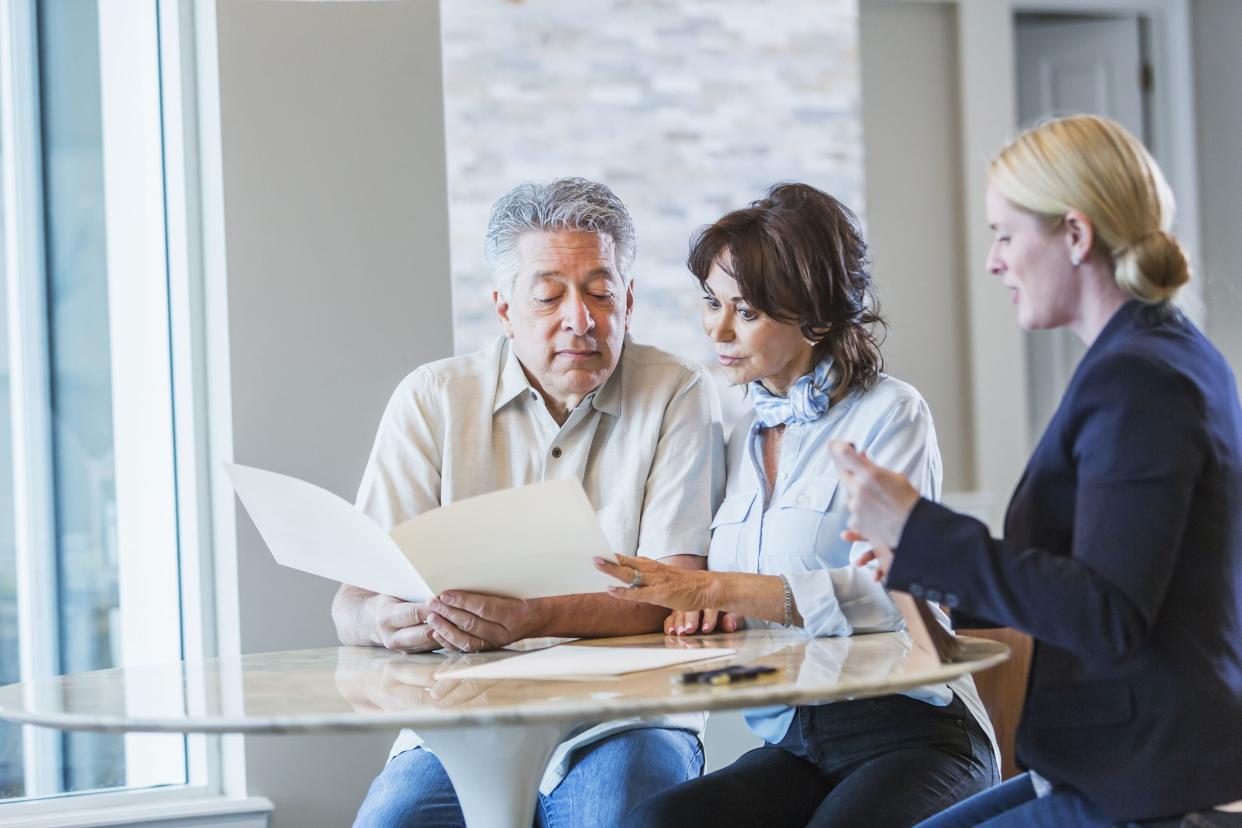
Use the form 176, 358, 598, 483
985, 184, 1081, 331
701, 261, 815, 395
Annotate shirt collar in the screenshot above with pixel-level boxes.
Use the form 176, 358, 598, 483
493, 337, 533, 413
491, 335, 626, 418
588, 336, 626, 418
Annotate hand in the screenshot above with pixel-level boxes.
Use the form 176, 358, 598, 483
335, 650, 496, 710
664, 609, 742, 636
424, 591, 537, 653
369, 595, 438, 653
829, 439, 921, 550
593, 553, 714, 611
855, 548, 894, 583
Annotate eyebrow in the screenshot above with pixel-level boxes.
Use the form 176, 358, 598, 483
702, 284, 744, 303
533, 268, 616, 281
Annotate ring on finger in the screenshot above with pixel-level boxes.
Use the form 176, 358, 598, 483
628, 568, 643, 589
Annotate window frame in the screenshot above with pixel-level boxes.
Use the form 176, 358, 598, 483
1, 0, 265, 822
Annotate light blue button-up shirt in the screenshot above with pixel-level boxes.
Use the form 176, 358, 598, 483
708, 373, 997, 756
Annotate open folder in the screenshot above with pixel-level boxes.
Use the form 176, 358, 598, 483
224, 464, 617, 602
890, 591, 962, 663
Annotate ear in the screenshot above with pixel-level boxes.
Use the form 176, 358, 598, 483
493, 290, 515, 339
1063, 210, 1095, 266
623, 279, 636, 332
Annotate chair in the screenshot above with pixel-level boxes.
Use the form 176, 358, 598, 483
959, 627, 1034, 780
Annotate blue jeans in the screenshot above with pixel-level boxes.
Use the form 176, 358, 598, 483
352, 727, 703, 828
918, 773, 1242, 828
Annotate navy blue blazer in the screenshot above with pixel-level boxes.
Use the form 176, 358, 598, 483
888, 300, 1242, 820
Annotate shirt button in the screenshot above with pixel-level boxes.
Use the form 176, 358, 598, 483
551, 447, 562, 459
925, 588, 942, 604
529, 391, 538, 401
909, 583, 925, 598
797, 495, 807, 505
944, 592, 960, 609
780, 472, 789, 481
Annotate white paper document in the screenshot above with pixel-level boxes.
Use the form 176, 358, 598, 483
436, 645, 737, 681
224, 463, 618, 603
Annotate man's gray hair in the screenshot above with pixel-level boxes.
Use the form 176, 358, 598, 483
484, 177, 637, 297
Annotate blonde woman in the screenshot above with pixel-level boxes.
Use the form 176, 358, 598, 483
834, 115, 1242, 826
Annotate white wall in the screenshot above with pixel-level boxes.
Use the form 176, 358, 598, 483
1192, 0, 1242, 382
860, 0, 976, 493
209, 1, 453, 824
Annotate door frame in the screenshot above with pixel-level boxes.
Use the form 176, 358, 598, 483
869, 0, 1202, 529
1009, 0, 1203, 322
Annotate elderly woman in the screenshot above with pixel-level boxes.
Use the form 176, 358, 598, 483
833, 115, 1242, 827
597, 183, 999, 827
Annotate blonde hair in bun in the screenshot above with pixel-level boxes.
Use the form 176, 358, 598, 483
988, 114, 1191, 303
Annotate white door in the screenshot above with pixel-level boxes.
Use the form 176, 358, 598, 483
1015, 14, 1146, 443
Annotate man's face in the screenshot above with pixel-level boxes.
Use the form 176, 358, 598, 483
494, 230, 634, 411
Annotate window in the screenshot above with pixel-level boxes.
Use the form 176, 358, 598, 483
1, 0, 205, 809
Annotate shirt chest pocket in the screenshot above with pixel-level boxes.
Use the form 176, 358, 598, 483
769, 477, 848, 569
707, 492, 756, 571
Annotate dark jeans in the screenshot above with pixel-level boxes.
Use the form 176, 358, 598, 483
623, 693, 997, 828
918, 773, 1242, 828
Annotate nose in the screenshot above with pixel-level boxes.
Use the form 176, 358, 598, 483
986, 242, 1004, 276
704, 308, 733, 343
561, 294, 594, 337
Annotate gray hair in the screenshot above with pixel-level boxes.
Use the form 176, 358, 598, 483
484, 177, 637, 297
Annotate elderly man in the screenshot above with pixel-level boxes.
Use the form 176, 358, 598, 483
335, 178, 724, 826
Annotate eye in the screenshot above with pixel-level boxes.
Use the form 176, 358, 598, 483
534, 294, 562, 306
737, 306, 759, 322
590, 292, 616, 303
702, 295, 721, 311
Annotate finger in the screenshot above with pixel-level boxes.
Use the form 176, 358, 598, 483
678, 611, 702, 635
828, 439, 875, 474
437, 591, 521, 627
429, 629, 456, 652
606, 585, 658, 604
664, 612, 678, 635
593, 556, 636, 584
428, 599, 509, 644
855, 549, 878, 566
426, 613, 489, 653
387, 623, 439, 653
668, 611, 688, 635
613, 552, 657, 572
721, 613, 741, 633
380, 600, 429, 630
700, 609, 718, 634
842, 529, 868, 543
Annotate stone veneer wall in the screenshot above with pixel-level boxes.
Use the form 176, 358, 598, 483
441, 0, 863, 371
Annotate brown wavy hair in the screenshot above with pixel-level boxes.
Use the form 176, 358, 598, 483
687, 182, 886, 405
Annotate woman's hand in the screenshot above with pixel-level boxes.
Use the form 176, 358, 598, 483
664, 609, 742, 636
829, 439, 921, 550
593, 553, 716, 611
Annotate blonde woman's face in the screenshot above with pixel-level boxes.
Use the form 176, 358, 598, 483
985, 185, 1081, 331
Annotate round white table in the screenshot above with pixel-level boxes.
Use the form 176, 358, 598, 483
0, 629, 1007, 826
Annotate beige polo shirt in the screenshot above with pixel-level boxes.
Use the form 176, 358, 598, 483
356, 334, 725, 793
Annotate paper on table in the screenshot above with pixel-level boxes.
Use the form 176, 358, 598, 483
224, 463, 617, 603
435, 645, 737, 681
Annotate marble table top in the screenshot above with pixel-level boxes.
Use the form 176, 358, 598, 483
0, 630, 1008, 734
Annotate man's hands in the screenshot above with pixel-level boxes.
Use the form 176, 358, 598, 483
424, 592, 537, 653
368, 594, 439, 653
